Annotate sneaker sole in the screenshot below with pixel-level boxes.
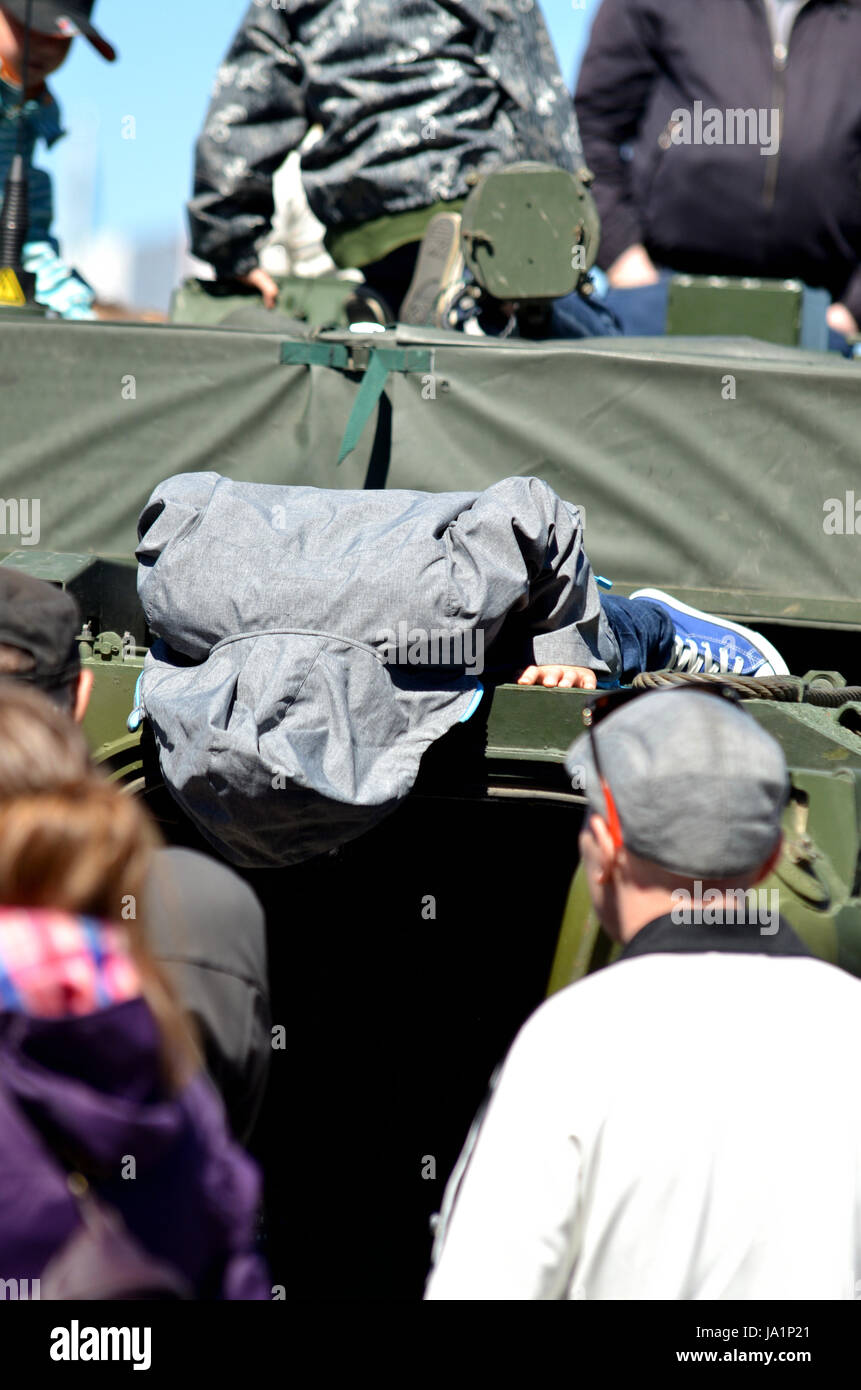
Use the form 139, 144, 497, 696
399, 214, 463, 327
630, 588, 790, 676
345, 289, 391, 326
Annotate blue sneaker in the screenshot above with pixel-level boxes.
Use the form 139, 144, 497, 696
630, 588, 789, 676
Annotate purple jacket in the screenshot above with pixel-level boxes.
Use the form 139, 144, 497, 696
0, 998, 269, 1298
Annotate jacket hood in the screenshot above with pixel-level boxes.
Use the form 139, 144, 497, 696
0, 999, 268, 1295
0, 917, 266, 1295
0, 998, 188, 1174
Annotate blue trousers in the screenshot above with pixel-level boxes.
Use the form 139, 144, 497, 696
548, 288, 623, 339
601, 595, 675, 685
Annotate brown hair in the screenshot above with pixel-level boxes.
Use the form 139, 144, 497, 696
0, 680, 199, 1090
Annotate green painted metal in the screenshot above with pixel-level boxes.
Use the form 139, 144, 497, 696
280, 341, 350, 369
485, 682, 590, 762
461, 162, 600, 300
82, 651, 143, 768
0, 551, 145, 647
546, 866, 614, 996
0, 302, 47, 321
279, 339, 435, 463
1, 550, 97, 582
608, 583, 861, 631
668, 275, 803, 344
170, 273, 361, 329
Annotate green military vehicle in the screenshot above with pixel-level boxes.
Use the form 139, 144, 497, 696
0, 164, 859, 1295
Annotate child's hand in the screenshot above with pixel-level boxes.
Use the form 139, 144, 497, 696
236, 266, 280, 309
516, 665, 598, 689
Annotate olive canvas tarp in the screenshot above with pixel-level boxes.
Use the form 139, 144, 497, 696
0, 315, 859, 627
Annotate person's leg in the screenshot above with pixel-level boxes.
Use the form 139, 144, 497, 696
547, 289, 623, 339
603, 271, 673, 336
602, 589, 791, 681
828, 326, 854, 357
600, 595, 676, 684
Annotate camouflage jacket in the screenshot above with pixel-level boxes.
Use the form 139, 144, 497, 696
189, 0, 583, 278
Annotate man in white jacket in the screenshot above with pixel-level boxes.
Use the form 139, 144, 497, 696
425, 686, 861, 1300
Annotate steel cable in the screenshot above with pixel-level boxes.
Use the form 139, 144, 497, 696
631, 670, 861, 705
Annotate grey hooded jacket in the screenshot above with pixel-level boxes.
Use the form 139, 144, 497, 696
136, 473, 617, 868
189, 0, 584, 278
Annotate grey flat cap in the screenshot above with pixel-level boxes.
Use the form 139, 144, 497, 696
565, 688, 789, 878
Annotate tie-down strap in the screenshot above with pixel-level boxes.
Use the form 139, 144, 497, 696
280, 341, 434, 464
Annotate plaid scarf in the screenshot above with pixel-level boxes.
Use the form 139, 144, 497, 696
0, 908, 141, 1018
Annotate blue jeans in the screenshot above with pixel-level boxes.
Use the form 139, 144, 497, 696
548, 288, 623, 339
603, 274, 674, 337
601, 595, 675, 685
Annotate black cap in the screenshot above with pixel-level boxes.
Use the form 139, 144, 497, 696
2, 2, 117, 63
0, 567, 81, 688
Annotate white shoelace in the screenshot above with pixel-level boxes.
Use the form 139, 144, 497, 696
672, 635, 745, 675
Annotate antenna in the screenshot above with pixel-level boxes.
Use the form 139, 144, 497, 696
0, 0, 37, 301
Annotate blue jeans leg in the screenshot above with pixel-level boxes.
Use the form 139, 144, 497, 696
603, 272, 673, 336
549, 289, 623, 338
601, 596, 675, 684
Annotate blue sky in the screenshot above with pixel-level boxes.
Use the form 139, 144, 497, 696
42, 0, 601, 250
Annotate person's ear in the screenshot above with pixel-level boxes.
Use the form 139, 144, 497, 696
74, 666, 94, 722
751, 833, 783, 885
588, 812, 619, 883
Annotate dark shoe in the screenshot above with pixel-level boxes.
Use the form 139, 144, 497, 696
345, 285, 392, 327
399, 212, 465, 327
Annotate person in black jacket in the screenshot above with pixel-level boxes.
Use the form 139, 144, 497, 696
575, 0, 861, 340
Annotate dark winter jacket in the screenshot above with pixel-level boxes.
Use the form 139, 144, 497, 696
575, 0, 861, 321
189, 0, 583, 278
0, 920, 269, 1299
